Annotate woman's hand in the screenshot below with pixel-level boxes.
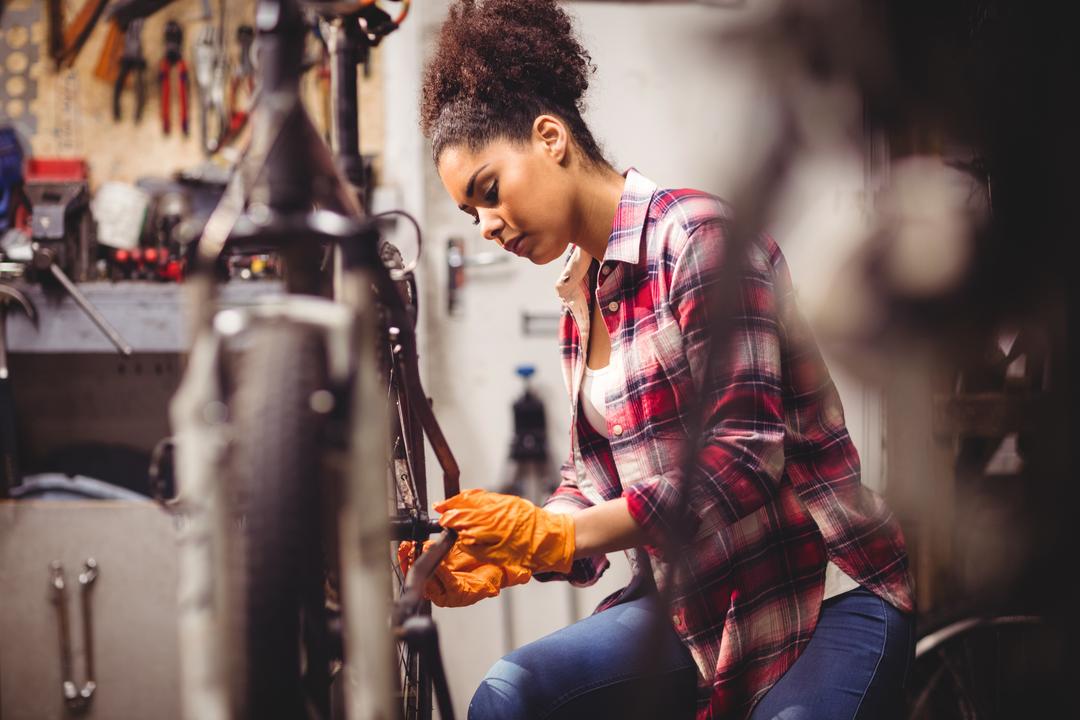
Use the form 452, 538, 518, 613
435, 488, 576, 574
397, 540, 531, 608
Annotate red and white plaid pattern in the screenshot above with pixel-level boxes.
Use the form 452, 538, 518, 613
540, 169, 915, 719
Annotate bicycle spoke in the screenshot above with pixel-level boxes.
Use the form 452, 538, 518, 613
386, 354, 396, 405
398, 642, 420, 717
910, 663, 948, 718
938, 645, 982, 719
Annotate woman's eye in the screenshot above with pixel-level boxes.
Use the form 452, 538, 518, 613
484, 181, 499, 204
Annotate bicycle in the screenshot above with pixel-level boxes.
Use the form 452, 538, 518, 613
143, 1, 461, 717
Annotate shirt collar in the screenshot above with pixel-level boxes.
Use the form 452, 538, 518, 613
555, 168, 657, 302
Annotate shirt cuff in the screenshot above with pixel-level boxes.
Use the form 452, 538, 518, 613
534, 555, 611, 587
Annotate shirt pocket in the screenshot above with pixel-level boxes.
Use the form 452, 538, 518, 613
633, 318, 695, 439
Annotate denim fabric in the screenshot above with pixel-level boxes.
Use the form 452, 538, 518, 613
468, 587, 913, 720
468, 594, 697, 720
749, 587, 915, 720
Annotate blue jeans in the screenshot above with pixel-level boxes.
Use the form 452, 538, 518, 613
469, 593, 697, 719
749, 588, 914, 720
468, 587, 913, 720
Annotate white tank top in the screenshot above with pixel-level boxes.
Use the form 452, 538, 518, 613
581, 362, 610, 438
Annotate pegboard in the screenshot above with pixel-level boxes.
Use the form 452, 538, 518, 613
0, 0, 44, 137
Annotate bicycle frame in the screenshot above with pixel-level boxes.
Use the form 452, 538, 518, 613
167, 2, 460, 718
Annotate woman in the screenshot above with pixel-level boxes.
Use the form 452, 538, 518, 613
402, 1, 916, 718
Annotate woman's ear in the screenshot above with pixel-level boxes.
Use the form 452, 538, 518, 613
533, 115, 569, 165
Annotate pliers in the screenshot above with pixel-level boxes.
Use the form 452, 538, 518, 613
112, 20, 147, 123
193, 21, 229, 153
222, 25, 256, 145
158, 20, 190, 136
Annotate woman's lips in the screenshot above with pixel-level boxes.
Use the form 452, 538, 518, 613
505, 234, 528, 255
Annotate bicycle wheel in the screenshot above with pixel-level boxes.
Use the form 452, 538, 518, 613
386, 368, 434, 719
228, 320, 330, 719
375, 241, 434, 720
905, 615, 1061, 719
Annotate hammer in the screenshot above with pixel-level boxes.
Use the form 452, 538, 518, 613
0, 284, 37, 497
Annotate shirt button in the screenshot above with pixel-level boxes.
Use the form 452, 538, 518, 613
672, 615, 683, 627
601, 266, 611, 276
612, 424, 624, 436
607, 301, 619, 313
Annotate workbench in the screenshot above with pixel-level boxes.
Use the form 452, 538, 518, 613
7, 280, 282, 354
1, 279, 283, 720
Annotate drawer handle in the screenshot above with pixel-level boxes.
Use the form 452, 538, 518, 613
50, 558, 98, 713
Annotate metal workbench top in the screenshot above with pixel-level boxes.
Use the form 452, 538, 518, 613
7, 281, 284, 354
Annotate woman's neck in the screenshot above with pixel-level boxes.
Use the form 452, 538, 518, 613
573, 165, 627, 263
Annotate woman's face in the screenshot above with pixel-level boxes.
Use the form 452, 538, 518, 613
437, 128, 578, 265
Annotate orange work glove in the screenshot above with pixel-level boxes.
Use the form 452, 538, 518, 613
436, 489, 576, 574
397, 540, 531, 608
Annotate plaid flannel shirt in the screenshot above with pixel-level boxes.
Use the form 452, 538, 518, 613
539, 169, 915, 719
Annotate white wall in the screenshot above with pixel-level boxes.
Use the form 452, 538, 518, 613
380, 2, 885, 716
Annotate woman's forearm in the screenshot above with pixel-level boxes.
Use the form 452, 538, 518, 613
571, 497, 648, 559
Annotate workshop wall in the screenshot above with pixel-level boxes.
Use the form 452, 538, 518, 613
1, 0, 384, 186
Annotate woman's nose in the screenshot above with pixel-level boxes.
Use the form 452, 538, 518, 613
478, 208, 505, 242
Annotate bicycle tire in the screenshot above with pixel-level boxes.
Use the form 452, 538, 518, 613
905, 614, 1061, 719
228, 320, 329, 719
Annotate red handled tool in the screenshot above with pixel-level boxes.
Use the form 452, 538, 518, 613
158, 20, 190, 136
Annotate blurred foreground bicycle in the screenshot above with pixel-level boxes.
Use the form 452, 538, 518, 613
137, 0, 461, 717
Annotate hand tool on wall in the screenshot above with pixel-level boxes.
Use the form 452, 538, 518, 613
0, 283, 36, 497
98, 0, 185, 81
93, 19, 125, 84
193, 19, 228, 154
46, 0, 111, 70
220, 25, 256, 146
112, 20, 147, 123
158, 20, 190, 136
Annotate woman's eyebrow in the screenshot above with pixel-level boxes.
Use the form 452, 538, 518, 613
464, 163, 489, 198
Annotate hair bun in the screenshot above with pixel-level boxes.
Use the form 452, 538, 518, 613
421, 0, 594, 137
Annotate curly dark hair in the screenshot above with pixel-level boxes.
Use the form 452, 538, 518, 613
420, 0, 608, 167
